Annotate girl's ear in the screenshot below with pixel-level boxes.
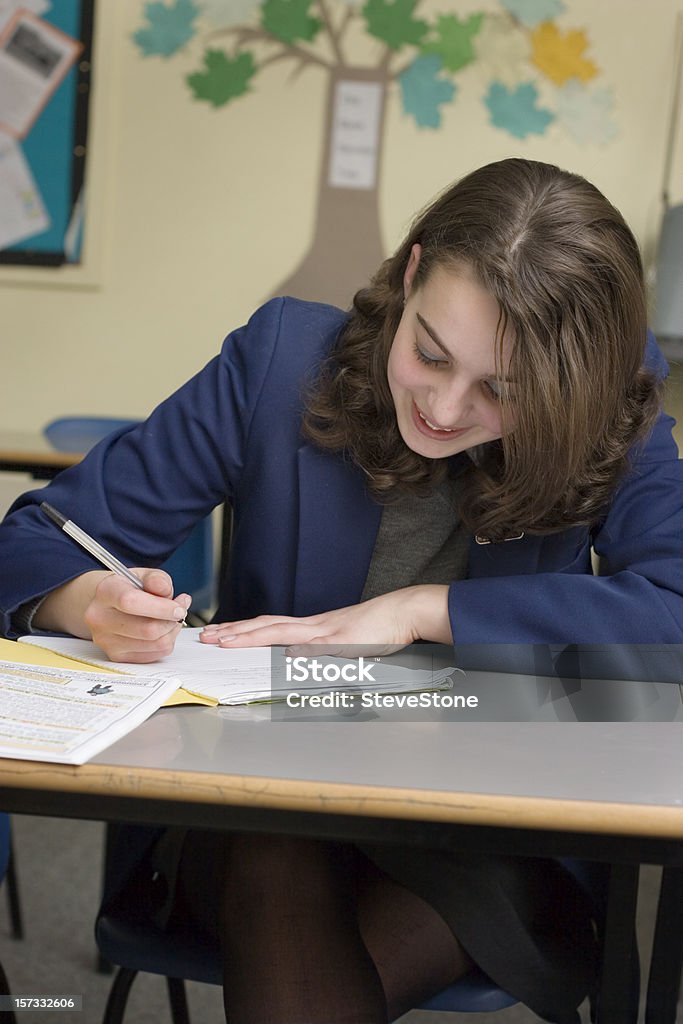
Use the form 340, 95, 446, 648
403, 243, 422, 300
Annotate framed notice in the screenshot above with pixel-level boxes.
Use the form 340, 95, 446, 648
0, 0, 94, 267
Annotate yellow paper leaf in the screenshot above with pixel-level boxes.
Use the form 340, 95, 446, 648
531, 21, 598, 86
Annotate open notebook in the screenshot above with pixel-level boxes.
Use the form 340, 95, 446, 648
21, 630, 459, 705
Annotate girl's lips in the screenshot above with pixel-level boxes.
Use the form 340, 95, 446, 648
411, 402, 468, 441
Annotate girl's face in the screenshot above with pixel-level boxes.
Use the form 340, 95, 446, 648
387, 246, 515, 459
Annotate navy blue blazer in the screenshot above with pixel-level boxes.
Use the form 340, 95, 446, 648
1, 297, 683, 644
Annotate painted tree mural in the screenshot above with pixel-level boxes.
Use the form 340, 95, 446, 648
133, 0, 616, 306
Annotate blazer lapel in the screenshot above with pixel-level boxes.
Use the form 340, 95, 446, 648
292, 445, 381, 616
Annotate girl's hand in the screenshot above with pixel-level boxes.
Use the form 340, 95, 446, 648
200, 585, 452, 654
35, 568, 191, 663
84, 568, 192, 662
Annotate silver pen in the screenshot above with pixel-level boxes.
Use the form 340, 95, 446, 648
41, 502, 187, 625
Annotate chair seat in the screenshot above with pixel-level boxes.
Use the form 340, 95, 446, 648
96, 916, 221, 987
419, 973, 517, 1012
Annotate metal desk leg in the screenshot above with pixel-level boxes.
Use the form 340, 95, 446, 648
96, 823, 114, 974
597, 863, 640, 1024
646, 866, 683, 1024
5, 832, 23, 940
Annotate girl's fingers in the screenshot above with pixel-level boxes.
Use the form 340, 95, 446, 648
202, 613, 322, 634
215, 622, 327, 647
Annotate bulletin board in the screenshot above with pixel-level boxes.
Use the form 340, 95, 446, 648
0, 0, 94, 267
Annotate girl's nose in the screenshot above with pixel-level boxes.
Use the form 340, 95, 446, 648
429, 379, 473, 428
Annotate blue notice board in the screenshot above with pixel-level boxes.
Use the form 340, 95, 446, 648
0, 0, 94, 266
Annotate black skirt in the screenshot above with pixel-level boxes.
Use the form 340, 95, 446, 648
356, 841, 597, 1024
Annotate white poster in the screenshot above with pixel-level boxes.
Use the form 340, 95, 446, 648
0, 9, 81, 138
0, 129, 49, 247
0, 0, 50, 35
328, 80, 383, 191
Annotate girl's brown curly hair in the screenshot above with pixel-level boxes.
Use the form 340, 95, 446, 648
302, 158, 663, 541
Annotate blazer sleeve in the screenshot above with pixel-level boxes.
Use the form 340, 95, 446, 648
448, 332, 683, 644
0, 299, 288, 638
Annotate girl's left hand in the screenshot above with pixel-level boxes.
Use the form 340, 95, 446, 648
200, 584, 452, 654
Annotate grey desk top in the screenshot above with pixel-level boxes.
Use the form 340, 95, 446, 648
95, 706, 683, 801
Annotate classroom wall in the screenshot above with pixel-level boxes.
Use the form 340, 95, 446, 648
1, 0, 683, 431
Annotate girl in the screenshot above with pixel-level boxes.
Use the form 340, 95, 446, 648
2, 158, 681, 1022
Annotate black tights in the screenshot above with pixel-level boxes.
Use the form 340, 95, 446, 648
176, 831, 471, 1024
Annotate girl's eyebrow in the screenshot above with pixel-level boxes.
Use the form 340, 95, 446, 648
416, 312, 451, 357
415, 311, 516, 384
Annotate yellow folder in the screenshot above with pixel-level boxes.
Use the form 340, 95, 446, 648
0, 636, 117, 672
0, 637, 216, 706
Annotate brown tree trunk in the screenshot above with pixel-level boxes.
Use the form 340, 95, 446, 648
270, 65, 389, 309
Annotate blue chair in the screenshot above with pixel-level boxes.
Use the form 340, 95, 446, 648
95, 827, 634, 1024
0, 815, 10, 894
95, 877, 515, 1024
0, 813, 17, 1023
0, 817, 22, 940
95, 918, 520, 1023
43, 418, 215, 618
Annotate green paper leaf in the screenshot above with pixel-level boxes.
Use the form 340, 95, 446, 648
187, 50, 257, 107
261, 0, 322, 44
420, 13, 483, 73
362, 0, 429, 51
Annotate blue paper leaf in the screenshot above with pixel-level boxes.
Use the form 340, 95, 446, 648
484, 81, 554, 138
555, 80, 618, 145
499, 0, 565, 29
133, 0, 200, 58
200, 0, 262, 27
399, 55, 456, 129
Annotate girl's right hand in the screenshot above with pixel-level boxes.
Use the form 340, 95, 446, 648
84, 568, 191, 662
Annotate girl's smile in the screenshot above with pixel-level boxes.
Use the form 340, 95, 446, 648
411, 401, 470, 441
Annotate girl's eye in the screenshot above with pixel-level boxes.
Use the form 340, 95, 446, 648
413, 342, 448, 368
483, 379, 503, 401
483, 379, 515, 403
